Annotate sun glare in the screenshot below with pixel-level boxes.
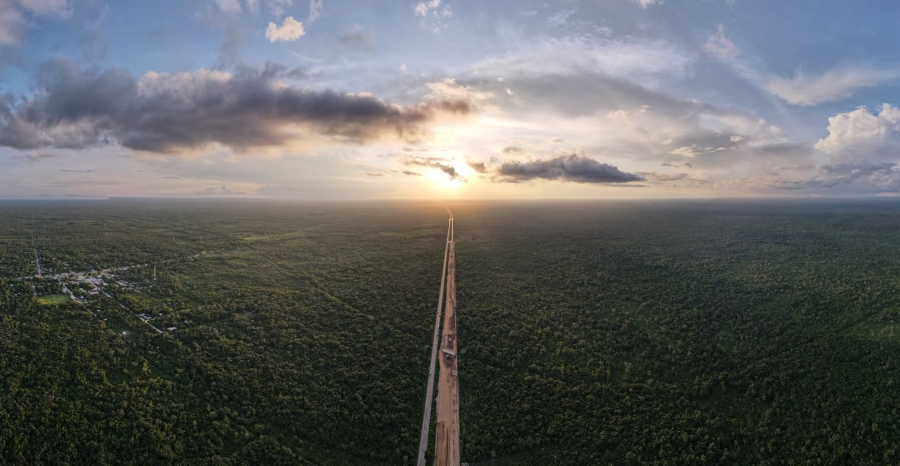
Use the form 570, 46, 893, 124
425, 168, 463, 190
422, 157, 478, 191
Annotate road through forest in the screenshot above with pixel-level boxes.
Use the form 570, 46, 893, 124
433, 211, 459, 466
417, 211, 452, 466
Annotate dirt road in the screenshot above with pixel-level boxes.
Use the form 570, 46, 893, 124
434, 214, 459, 466
417, 212, 453, 466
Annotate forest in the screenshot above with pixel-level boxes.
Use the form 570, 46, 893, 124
2, 199, 900, 464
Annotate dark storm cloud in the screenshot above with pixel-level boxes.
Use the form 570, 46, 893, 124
495, 154, 643, 184
0, 59, 475, 154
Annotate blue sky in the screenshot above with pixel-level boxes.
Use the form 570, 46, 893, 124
3, 0, 900, 199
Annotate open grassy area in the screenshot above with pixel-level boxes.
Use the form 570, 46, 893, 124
35, 294, 70, 306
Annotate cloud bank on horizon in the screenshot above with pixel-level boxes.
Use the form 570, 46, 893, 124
3, 0, 900, 199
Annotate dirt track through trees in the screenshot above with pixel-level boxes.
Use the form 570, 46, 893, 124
417, 213, 452, 466
434, 213, 459, 466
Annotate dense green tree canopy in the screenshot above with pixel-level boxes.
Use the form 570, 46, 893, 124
0, 199, 899, 464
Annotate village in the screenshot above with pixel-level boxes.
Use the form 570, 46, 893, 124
18, 256, 200, 336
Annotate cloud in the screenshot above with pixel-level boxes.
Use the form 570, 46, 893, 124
815, 104, 900, 164
0, 59, 475, 154
494, 154, 643, 184
414, 0, 444, 17
750, 105, 900, 193
547, 9, 575, 27
767, 69, 898, 106
215, 0, 242, 13
402, 170, 422, 176
308, 0, 325, 23
0, 2, 24, 46
340, 28, 372, 51
632, 0, 662, 8
19, 0, 68, 14
704, 24, 739, 61
366, 171, 383, 176
475, 36, 692, 80
212, 0, 292, 15
768, 161, 900, 193
401, 156, 465, 181
639, 172, 692, 182
427, 78, 493, 101
455, 36, 794, 175
216, 20, 244, 69
267, 0, 291, 15
266, 17, 305, 42
467, 160, 487, 173
502, 146, 524, 154
197, 185, 245, 195
0, 0, 69, 46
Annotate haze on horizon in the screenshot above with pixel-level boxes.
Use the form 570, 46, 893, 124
3, 0, 900, 200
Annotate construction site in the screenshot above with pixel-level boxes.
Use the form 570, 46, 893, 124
417, 210, 460, 466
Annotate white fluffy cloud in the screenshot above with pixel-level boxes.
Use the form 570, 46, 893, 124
704, 24, 739, 61
414, 0, 442, 17
767, 69, 898, 106
815, 104, 900, 163
266, 16, 305, 42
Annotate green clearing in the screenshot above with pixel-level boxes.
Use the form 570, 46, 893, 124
35, 294, 69, 305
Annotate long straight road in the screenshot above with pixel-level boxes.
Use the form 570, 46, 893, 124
33, 214, 41, 278
417, 212, 453, 466
434, 212, 460, 466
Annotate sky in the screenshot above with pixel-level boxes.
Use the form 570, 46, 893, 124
4, 0, 900, 199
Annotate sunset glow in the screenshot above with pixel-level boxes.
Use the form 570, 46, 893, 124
2, 1, 900, 199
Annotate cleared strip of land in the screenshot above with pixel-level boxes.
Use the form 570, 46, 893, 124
434, 214, 459, 466
417, 214, 452, 466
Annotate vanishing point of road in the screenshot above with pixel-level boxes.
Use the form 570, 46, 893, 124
417, 209, 460, 466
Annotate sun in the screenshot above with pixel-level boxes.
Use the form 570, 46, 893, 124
425, 168, 464, 190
